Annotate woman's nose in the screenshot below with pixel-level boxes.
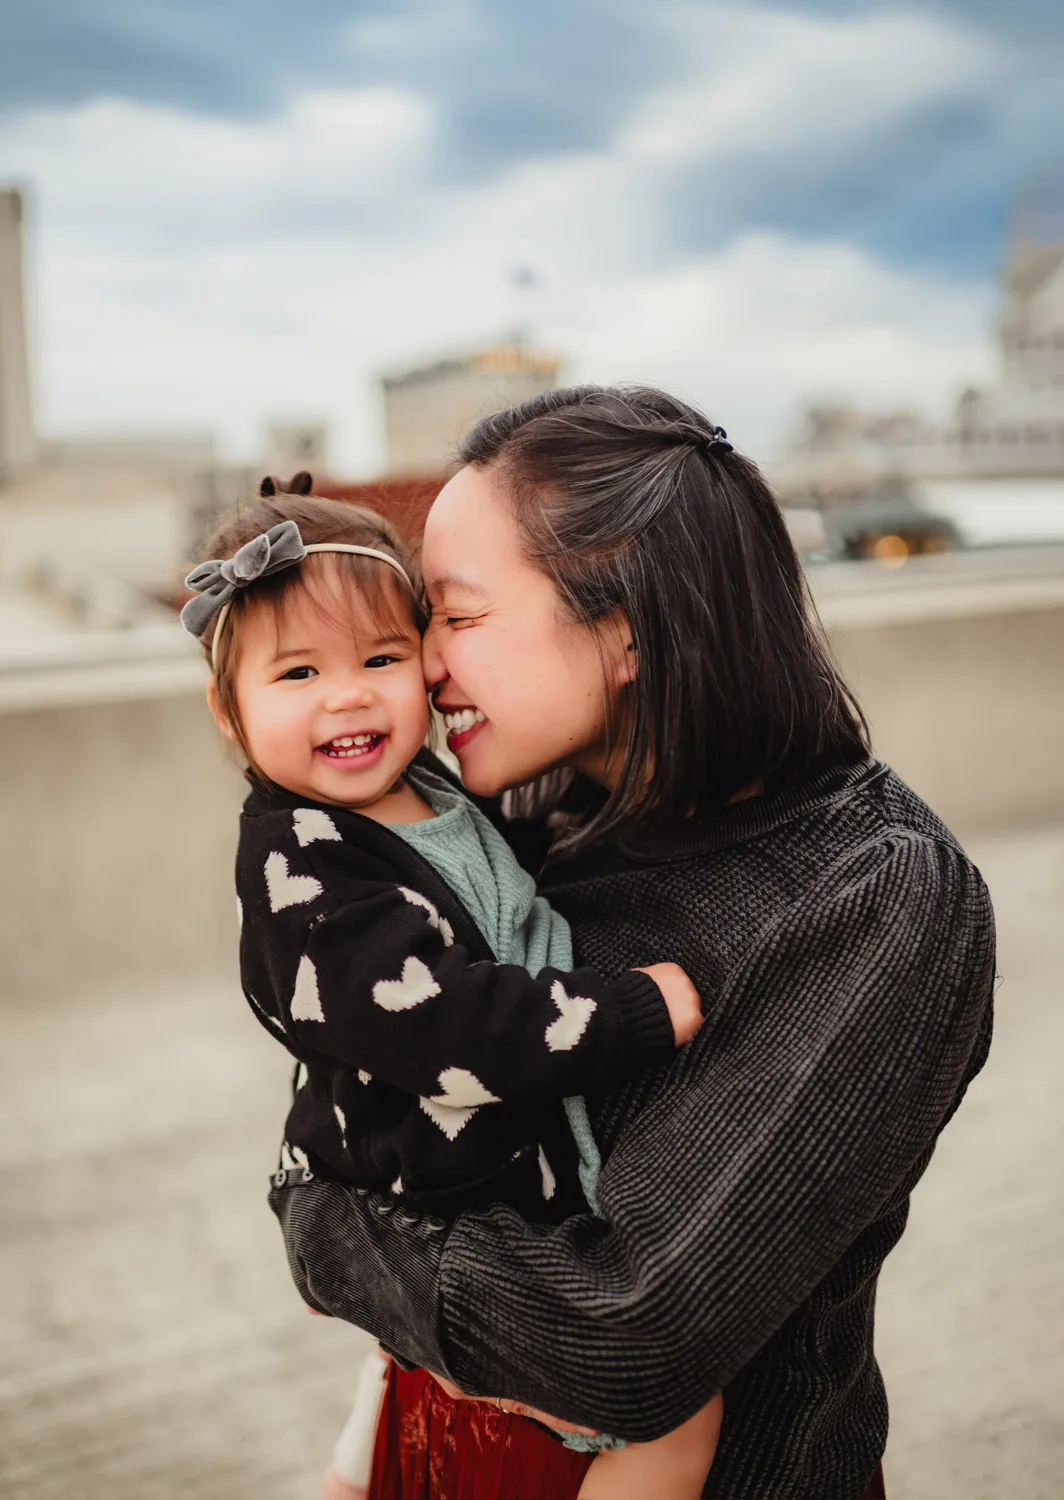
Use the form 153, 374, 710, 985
421, 626, 448, 692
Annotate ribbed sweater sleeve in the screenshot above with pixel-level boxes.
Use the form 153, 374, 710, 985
435, 833, 996, 1439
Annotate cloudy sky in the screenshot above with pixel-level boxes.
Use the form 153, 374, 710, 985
1, 0, 1060, 472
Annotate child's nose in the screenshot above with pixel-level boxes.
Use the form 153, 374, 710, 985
323, 678, 375, 713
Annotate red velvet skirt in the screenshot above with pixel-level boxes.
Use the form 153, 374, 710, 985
368, 1364, 887, 1500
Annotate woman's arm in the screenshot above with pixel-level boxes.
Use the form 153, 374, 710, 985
273, 835, 995, 1439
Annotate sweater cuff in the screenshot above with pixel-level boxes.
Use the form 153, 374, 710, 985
605, 969, 676, 1067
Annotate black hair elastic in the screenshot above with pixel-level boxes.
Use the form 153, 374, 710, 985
701, 425, 734, 456
663, 421, 734, 458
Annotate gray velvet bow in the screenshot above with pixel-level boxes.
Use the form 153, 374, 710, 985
180, 520, 308, 638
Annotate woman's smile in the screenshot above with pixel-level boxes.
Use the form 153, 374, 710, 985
440, 707, 487, 752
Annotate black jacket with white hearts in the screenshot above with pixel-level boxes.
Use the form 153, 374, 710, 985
235, 754, 673, 1220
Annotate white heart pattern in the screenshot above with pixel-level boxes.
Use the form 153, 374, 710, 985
544, 981, 597, 1052
419, 1067, 501, 1141
373, 956, 441, 1012
265, 851, 323, 912
429, 1067, 501, 1108
398, 886, 454, 947
281, 1141, 310, 1170
419, 1096, 480, 1141
537, 1145, 556, 1201
293, 807, 342, 846
291, 954, 325, 1022
357, 1068, 372, 1085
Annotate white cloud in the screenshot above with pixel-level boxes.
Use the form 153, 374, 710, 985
3, 87, 434, 241
0, 4, 1000, 472
620, 5, 1002, 166
559, 234, 995, 457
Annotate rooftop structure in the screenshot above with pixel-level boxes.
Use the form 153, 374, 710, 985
381, 344, 561, 477
0, 188, 35, 483
774, 205, 1064, 505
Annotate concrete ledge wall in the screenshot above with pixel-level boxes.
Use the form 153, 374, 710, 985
829, 602, 1064, 836
2, 576, 1062, 997
2, 692, 244, 997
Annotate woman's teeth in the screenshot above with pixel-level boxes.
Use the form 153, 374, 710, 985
322, 734, 381, 758
443, 709, 486, 734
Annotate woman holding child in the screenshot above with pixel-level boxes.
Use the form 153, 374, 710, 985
188, 385, 995, 1498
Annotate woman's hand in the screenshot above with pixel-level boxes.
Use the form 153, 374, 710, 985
429, 1372, 599, 1436
638, 963, 704, 1045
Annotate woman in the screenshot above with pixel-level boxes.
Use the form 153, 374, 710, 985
273, 385, 995, 1499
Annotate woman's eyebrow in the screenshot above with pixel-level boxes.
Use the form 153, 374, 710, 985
427, 572, 488, 598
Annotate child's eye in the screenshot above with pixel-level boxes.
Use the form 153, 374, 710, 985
365, 654, 398, 669
280, 665, 317, 680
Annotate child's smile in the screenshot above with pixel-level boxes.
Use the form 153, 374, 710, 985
316, 731, 388, 767
220, 561, 431, 815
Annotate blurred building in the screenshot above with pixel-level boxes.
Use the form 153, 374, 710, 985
265, 419, 329, 480
773, 212, 1064, 526
956, 224, 1064, 472
0, 188, 36, 483
381, 344, 561, 476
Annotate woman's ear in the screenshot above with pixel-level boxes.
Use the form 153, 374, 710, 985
206, 676, 237, 741
602, 610, 638, 688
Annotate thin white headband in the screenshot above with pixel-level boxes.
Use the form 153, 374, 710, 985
180, 521, 414, 669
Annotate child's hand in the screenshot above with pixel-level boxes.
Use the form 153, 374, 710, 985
638, 963, 703, 1046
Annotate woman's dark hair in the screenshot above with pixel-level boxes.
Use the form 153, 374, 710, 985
457, 385, 869, 841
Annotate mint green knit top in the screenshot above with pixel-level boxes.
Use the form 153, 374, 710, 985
390, 764, 602, 1212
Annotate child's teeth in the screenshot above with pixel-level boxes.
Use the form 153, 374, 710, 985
325, 734, 380, 758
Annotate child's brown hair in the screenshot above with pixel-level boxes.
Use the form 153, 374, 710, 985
198, 475, 425, 772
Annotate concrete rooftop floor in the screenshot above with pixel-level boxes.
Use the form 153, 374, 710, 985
2, 822, 1061, 1499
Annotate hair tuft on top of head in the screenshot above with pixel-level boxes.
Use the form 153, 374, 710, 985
259, 471, 314, 499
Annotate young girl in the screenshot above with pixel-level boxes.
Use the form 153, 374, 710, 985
182, 482, 722, 1499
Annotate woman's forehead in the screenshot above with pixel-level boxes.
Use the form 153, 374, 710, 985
423, 464, 521, 591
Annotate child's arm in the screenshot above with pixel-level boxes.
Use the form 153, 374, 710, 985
244, 830, 694, 1102
265, 876, 691, 1102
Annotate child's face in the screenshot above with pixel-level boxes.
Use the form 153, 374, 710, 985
226, 572, 429, 811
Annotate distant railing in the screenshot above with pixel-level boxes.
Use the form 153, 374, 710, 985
3, 543, 1064, 712
809, 541, 1064, 594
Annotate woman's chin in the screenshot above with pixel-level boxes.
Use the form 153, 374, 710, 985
449, 746, 506, 798
452, 759, 503, 797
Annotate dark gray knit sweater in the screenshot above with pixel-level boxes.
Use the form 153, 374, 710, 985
272, 758, 996, 1500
